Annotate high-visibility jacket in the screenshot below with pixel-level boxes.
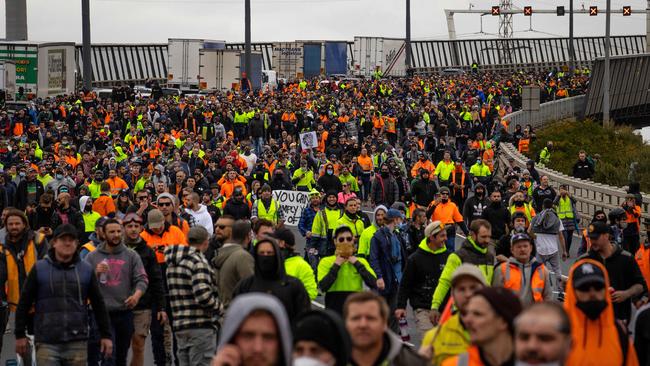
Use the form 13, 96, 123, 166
141, 224, 188, 263
556, 196, 575, 220
509, 204, 535, 223
311, 207, 342, 241
423, 313, 470, 366
498, 261, 547, 303
317, 255, 376, 292
451, 170, 467, 198
83, 211, 102, 234
431, 201, 463, 225
357, 155, 373, 172
411, 160, 436, 179
336, 213, 365, 239
518, 138, 530, 153
1, 233, 45, 311
358, 225, 378, 258
469, 163, 491, 178
434, 160, 455, 181
257, 199, 279, 224
285, 256, 318, 300
441, 346, 483, 366
635, 244, 650, 291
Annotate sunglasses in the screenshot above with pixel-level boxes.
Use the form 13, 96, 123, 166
217, 224, 231, 229
576, 282, 605, 292
337, 236, 354, 243
158, 202, 172, 207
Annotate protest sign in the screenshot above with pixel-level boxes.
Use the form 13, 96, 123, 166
272, 189, 310, 226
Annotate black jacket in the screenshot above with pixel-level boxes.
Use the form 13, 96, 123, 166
232, 239, 310, 321
410, 178, 437, 207
223, 199, 252, 221
481, 203, 511, 239
397, 242, 449, 310
317, 174, 342, 193
249, 117, 265, 138
126, 238, 166, 312
15, 179, 44, 211
51, 206, 85, 240
572, 159, 594, 180
582, 245, 647, 322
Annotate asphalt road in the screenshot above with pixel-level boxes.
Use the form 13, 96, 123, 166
0, 218, 581, 364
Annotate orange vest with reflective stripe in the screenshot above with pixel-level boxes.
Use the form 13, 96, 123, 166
441, 346, 483, 366
518, 138, 530, 153
635, 244, 650, 291
1, 233, 44, 311
500, 262, 546, 303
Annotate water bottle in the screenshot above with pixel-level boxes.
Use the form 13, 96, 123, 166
398, 317, 410, 342
99, 259, 109, 284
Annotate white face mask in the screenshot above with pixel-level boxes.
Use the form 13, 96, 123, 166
293, 357, 332, 366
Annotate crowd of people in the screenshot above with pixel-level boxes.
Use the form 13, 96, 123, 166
0, 68, 649, 366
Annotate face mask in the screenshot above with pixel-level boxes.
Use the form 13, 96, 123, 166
19, 172, 26, 178
620, 221, 628, 230
515, 200, 525, 207
491, 201, 501, 208
56, 174, 63, 180
577, 300, 607, 320
441, 198, 449, 203
293, 357, 332, 366
85, 204, 93, 213
257, 255, 277, 277
476, 160, 482, 165
475, 191, 484, 198
381, 172, 389, 178
326, 169, 333, 175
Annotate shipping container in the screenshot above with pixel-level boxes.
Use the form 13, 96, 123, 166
353, 37, 407, 77
272, 42, 304, 80
168, 38, 226, 89
198, 49, 262, 91
0, 42, 76, 98
0, 60, 17, 101
325, 41, 348, 76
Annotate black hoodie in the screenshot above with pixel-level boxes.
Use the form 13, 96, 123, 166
232, 239, 311, 321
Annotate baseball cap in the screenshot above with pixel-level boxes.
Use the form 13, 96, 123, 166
269, 227, 295, 247
188, 226, 210, 245
587, 221, 610, 239
386, 209, 404, 220
572, 261, 606, 289
510, 232, 531, 245
52, 224, 78, 240
424, 221, 444, 238
451, 264, 488, 287
147, 209, 165, 230
439, 186, 450, 194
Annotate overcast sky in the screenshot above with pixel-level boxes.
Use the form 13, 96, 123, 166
0, 0, 646, 43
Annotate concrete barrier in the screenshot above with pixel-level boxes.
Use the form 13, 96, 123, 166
497, 96, 650, 223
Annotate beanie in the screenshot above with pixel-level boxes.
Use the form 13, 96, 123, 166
474, 287, 522, 334
293, 310, 351, 366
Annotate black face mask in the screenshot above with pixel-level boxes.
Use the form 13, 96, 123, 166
475, 191, 484, 198
441, 198, 449, 203
577, 300, 607, 320
257, 255, 277, 277
381, 172, 389, 178
491, 201, 501, 208
515, 200, 525, 207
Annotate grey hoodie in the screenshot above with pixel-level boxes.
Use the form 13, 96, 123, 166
85, 242, 149, 312
218, 293, 292, 366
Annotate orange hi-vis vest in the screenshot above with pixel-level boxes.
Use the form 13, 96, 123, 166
635, 244, 650, 291
518, 138, 530, 153
451, 170, 466, 198
500, 261, 547, 303
1, 233, 44, 311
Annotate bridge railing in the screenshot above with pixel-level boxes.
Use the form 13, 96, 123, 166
496, 96, 650, 223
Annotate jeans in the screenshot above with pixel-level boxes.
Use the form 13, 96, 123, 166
104, 310, 134, 366
537, 252, 562, 288
233, 124, 248, 140
360, 172, 372, 201
176, 328, 217, 366
445, 226, 457, 252
252, 136, 264, 156
87, 310, 102, 366
36, 341, 87, 366
563, 229, 574, 254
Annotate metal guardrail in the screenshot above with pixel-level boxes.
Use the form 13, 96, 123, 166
412, 61, 592, 76
497, 96, 650, 223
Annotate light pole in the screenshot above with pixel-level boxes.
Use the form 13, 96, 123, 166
406, 0, 412, 75
81, 0, 92, 91
603, 0, 611, 125
569, 0, 575, 72
244, 0, 251, 81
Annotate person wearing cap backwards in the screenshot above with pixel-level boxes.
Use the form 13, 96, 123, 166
318, 226, 377, 315
251, 184, 284, 226
272, 227, 318, 300
311, 190, 344, 258
492, 231, 552, 306
293, 309, 352, 366
165, 226, 219, 366
419, 264, 487, 365
441, 287, 522, 366
85, 218, 148, 366
396, 221, 450, 336
14, 224, 113, 365
123, 212, 167, 366
430, 186, 469, 251
580, 220, 646, 324
563, 259, 639, 366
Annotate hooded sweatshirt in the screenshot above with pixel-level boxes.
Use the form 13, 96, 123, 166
165, 244, 219, 330
358, 205, 387, 257
212, 242, 255, 309
564, 259, 639, 366
84, 242, 148, 312
397, 238, 449, 310
218, 293, 292, 366
231, 239, 310, 321
185, 204, 214, 236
